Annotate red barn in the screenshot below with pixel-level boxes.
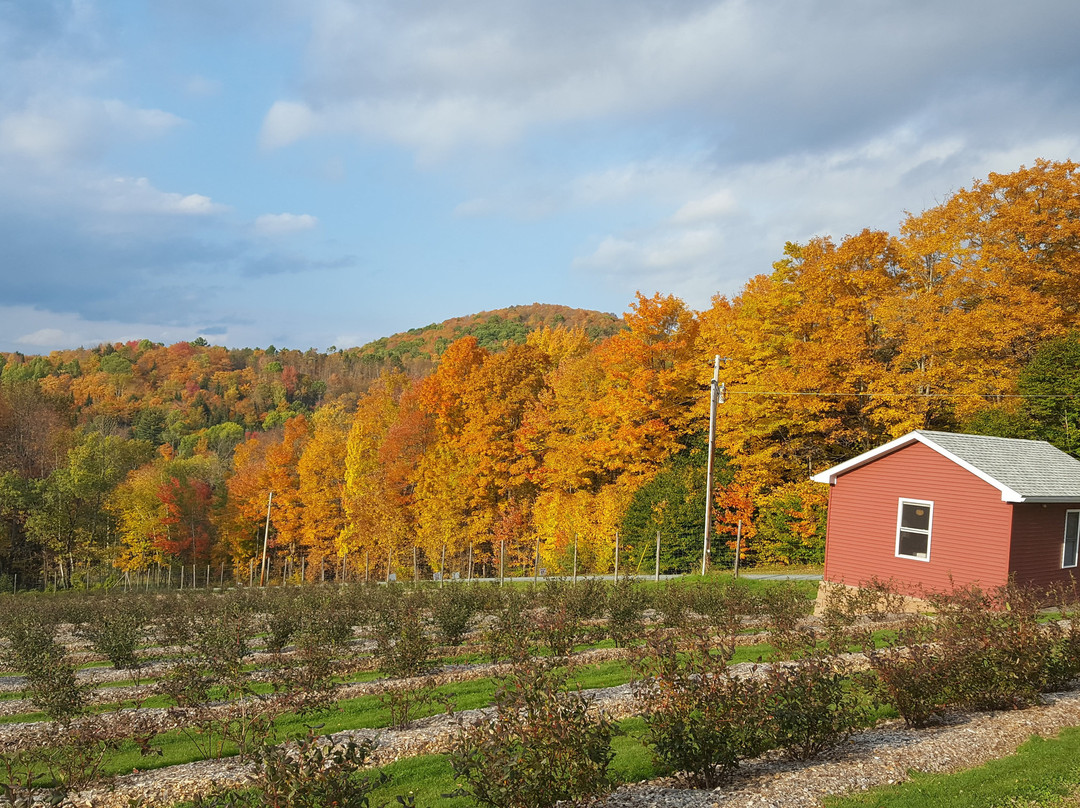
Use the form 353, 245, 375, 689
811, 431, 1080, 595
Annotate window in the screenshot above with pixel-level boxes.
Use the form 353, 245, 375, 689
1064, 511, 1079, 569
896, 499, 932, 561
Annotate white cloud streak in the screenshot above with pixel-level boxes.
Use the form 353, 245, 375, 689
254, 212, 318, 235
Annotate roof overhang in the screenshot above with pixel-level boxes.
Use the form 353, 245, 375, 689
810, 431, 1039, 503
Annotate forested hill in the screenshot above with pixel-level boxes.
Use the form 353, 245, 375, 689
0, 303, 623, 441
356, 303, 623, 372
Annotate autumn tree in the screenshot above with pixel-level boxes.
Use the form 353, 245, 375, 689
298, 401, 350, 576
342, 373, 420, 578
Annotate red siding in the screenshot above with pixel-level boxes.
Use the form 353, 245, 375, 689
1009, 504, 1080, 589
824, 442, 1012, 596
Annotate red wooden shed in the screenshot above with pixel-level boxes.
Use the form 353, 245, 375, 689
811, 430, 1080, 595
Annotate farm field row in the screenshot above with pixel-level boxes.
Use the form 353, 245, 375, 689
1, 576, 1078, 807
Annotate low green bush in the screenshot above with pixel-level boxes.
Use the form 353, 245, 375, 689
450, 665, 616, 808
193, 728, 389, 808
766, 656, 874, 759
636, 635, 768, 787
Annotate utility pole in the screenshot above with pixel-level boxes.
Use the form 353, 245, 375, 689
702, 356, 726, 576
260, 490, 273, 586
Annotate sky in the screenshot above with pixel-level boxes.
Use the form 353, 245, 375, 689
2, 0, 1079, 354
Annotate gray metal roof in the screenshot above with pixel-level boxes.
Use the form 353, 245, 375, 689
916, 430, 1080, 502
812, 430, 1080, 502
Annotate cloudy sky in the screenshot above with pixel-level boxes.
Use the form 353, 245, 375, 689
2, 0, 1079, 353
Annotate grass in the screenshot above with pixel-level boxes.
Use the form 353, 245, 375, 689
824, 728, 1080, 808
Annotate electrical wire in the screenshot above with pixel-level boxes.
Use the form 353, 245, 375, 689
726, 391, 1080, 399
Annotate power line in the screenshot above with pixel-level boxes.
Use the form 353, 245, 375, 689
727, 390, 1080, 399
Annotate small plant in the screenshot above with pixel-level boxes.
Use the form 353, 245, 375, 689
194, 727, 389, 808
759, 581, 815, 658
635, 632, 766, 787
765, 656, 873, 759
374, 590, 435, 678
262, 599, 301, 655
656, 580, 695, 629
157, 593, 281, 760
73, 595, 150, 671
868, 617, 952, 728
377, 677, 453, 730
607, 576, 647, 648
25, 651, 88, 724
1, 613, 88, 723
930, 583, 1046, 712
692, 578, 760, 639
431, 585, 477, 646
484, 588, 534, 665
533, 604, 582, 658
450, 665, 616, 808
638, 664, 769, 786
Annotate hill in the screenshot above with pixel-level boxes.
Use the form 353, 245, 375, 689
0, 303, 626, 444
355, 303, 623, 367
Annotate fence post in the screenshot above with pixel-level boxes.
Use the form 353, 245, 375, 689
614, 531, 619, 580
734, 520, 742, 579
654, 531, 660, 583
572, 534, 578, 584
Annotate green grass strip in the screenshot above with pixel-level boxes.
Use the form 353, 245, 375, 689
824, 727, 1080, 808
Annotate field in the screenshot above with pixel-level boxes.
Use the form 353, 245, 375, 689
1, 575, 1078, 807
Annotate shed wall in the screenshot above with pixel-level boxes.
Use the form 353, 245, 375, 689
823, 441, 1012, 596
1008, 504, 1080, 589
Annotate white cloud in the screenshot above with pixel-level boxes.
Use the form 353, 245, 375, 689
16, 327, 70, 347
94, 176, 228, 216
0, 305, 198, 353
671, 191, 737, 225
572, 126, 1080, 306
184, 75, 223, 97
254, 212, 318, 235
260, 100, 317, 150
263, 0, 1080, 161
0, 97, 183, 165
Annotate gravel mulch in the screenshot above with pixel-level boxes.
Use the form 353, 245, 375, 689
54, 679, 1080, 808
599, 686, 1080, 808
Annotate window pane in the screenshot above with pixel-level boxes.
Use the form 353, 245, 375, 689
1066, 535, 1079, 568
901, 503, 931, 531
898, 530, 929, 559
1067, 511, 1080, 541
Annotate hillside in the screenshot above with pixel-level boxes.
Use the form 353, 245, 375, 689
0, 304, 626, 445
355, 303, 623, 366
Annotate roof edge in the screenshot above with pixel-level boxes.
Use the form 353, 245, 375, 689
811, 432, 922, 485
811, 430, 1017, 501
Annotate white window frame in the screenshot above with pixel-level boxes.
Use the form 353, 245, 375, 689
1064, 510, 1080, 570
895, 498, 933, 562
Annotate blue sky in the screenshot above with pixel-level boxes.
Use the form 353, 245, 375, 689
2, 0, 1079, 353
